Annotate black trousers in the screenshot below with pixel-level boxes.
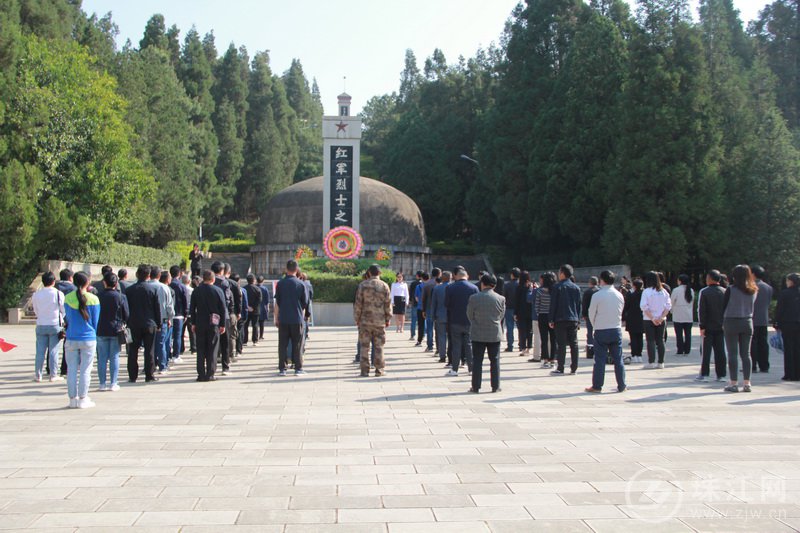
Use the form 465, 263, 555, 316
629, 330, 644, 357
555, 321, 579, 373
471, 341, 500, 391
195, 327, 219, 380
518, 316, 533, 351
750, 325, 769, 371
701, 330, 727, 378
780, 322, 800, 381
244, 315, 259, 344
278, 323, 303, 371
674, 322, 692, 354
644, 321, 666, 363
538, 314, 555, 360
219, 321, 231, 371
416, 310, 425, 342
127, 325, 156, 381
236, 318, 245, 353
258, 318, 266, 340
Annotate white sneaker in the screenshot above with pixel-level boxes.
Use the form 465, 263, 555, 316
98, 384, 108, 392
644, 363, 655, 369
109, 383, 120, 392
78, 397, 95, 409
445, 369, 458, 377
68, 398, 78, 409
694, 375, 709, 382
33, 375, 42, 383
657, 363, 665, 369
221, 370, 230, 376
49, 375, 63, 382
174, 357, 184, 364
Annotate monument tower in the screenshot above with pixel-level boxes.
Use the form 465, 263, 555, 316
322, 93, 362, 238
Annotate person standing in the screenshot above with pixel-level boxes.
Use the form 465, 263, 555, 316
670, 274, 695, 355
182, 274, 195, 354
622, 278, 645, 364
244, 274, 263, 347
467, 273, 506, 393
421, 267, 440, 353
236, 275, 248, 353
445, 266, 479, 377
549, 265, 582, 375
51, 268, 76, 377
408, 270, 423, 341
514, 271, 534, 358
274, 260, 309, 376
535, 272, 557, 368
640, 271, 672, 369
96, 272, 129, 392
31, 271, 65, 383
696, 270, 727, 382
117, 268, 133, 293
585, 270, 626, 393
354, 264, 392, 377
211, 261, 234, 375
503, 268, 520, 352
190, 270, 228, 382
224, 264, 241, 362
390, 273, 410, 333
775, 273, 800, 381
169, 266, 189, 363
155, 269, 175, 373
414, 272, 428, 346
63, 272, 100, 409
257, 276, 273, 341
431, 271, 452, 363
189, 243, 205, 277
723, 264, 758, 392
581, 277, 599, 359
125, 265, 162, 383
751, 266, 773, 373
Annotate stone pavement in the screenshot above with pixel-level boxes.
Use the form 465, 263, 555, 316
0, 323, 799, 532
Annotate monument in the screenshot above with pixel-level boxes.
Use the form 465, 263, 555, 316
250, 94, 432, 276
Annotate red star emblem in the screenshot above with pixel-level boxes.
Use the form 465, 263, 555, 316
336, 121, 348, 132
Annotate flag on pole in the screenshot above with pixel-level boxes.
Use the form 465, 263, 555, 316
0, 338, 17, 352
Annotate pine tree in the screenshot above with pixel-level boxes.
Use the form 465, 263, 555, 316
283, 59, 322, 181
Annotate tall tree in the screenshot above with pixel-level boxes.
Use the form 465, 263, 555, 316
282, 58, 322, 181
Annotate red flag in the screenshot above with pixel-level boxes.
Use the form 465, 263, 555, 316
0, 338, 17, 352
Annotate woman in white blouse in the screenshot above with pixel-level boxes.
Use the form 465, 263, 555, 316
31, 271, 65, 382
670, 274, 695, 356
390, 273, 410, 333
640, 271, 672, 369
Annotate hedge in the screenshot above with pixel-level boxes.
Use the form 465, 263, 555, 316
299, 257, 391, 273
79, 242, 181, 269
306, 270, 397, 303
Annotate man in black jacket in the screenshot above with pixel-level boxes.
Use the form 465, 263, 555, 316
126, 264, 162, 383
191, 270, 228, 382
581, 277, 599, 359
502, 268, 519, 352
211, 261, 234, 375
243, 274, 263, 346
169, 266, 189, 361
224, 263, 242, 358
696, 269, 727, 382
549, 265, 582, 375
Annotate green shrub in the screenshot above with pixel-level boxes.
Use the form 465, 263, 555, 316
307, 271, 397, 302
299, 257, 390, 274
207, 238, 255, 253
79, 242, 181, 269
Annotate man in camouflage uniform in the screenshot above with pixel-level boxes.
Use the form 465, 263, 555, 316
354, 264, 392, 377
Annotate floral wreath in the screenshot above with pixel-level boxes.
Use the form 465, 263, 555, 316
323, 226, 363, 260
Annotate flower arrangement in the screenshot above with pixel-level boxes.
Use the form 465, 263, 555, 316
375, 246, 392, 261
323, 226, 363, 260
295, 245, 314, 260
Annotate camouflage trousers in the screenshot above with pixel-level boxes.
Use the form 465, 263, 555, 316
359, 325, 386, 374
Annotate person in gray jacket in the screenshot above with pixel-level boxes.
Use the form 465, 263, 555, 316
467, 273, 506, 393
430, 271, 451, 364
723, 265, 758, 393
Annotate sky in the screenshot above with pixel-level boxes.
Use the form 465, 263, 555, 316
80, 0, 771, 116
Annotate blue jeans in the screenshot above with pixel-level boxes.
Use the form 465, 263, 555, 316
504, 309, 515, 350
410, 309, 417, 337
425, 314, 434, 349
156, 323, 172, 370
592, 328, 626, 391
172, 318, 184, 357
96, 336, 120, 387
65, 340, 96, 399
35, 325, 62, 379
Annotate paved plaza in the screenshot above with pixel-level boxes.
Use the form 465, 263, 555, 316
0, 323, 799, 532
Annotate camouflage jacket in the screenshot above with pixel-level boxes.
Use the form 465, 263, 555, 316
354, 277, 392, 328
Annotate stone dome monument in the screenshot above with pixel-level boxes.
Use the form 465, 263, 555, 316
250, 176, 431, 276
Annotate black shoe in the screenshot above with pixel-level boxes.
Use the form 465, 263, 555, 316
504, 348, 513, 352
438, 358, 446, 363
128, 379, 137, 383
145, 376, 159, 382
468, 388, 479, 393
491, 388, 501, 393
196, 377, 208, 382
359, 372, 369, 377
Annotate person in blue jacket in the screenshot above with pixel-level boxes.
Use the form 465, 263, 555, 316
64, 272, 101, 409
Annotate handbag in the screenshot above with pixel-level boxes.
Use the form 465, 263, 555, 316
57, 292, 66, 340
118, 327, 133, 346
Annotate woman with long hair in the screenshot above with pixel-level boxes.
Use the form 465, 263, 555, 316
670, 274, 694, 355
623, 278, 645, 364
536, 272, 557, 368
390, 272, 410, 333
775, 273, 800, 381
64, 272, 101, 408
640, 271, 672, 369
514, 271, 533, 358
723, 264, 758, 392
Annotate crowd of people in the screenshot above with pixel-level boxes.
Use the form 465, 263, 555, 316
29, 251, 800, 407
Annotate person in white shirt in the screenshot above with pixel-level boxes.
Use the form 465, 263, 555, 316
390, 273, 410, 333
670, 274, 695, 356
31, 271, 65, 382
585, 270, 626, 393
640, 271, 672, 369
